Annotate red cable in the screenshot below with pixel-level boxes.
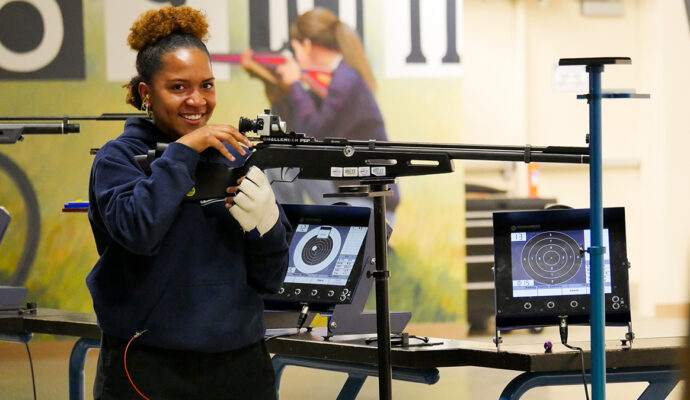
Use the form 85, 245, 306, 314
124, 331, 151, 400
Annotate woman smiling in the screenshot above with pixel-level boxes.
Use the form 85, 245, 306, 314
87, 6, 289, 400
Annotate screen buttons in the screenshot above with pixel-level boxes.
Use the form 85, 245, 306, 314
327, 290, 335, 297
294, 288, 302, 295
546, 301, 555, 309
310, 289, 318, 296
523, 302, 532, 310
570, 300, 579, 308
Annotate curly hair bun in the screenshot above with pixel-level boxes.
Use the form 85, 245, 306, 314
127, 5, 209, 51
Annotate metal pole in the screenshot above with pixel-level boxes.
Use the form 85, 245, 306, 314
372, 183, 392, 400
587, 65, 606, 400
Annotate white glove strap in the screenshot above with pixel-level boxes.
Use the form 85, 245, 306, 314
256, 201, 279, 235
229, 167, 279, 236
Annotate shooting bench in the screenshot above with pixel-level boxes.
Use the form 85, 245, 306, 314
0, 308, 683, 400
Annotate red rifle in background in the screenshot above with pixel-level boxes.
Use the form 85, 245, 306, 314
210, 52, 331, 99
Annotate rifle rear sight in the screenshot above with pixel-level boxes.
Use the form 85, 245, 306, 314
238, 111, 314, 144
238, 110, 287, 136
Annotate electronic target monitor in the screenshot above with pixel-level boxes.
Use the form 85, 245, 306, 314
493, 207, 631, 330
263, 203, 373, 312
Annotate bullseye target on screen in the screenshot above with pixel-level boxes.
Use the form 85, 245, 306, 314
284, 223, 368, 287
510, 228, 612, 298
520, 231, 582, 285
293, 226, 342, 274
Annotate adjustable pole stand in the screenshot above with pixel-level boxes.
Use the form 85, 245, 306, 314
559, 57, 649, 400
371, 182, 393, 400
332, 181, 394, 400
587, 62, 607, 400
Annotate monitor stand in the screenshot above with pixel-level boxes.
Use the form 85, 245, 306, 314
0, 286, 28, 312
323, 303, 411, 338
0, 208, 29, 313
318, 205, 411, 338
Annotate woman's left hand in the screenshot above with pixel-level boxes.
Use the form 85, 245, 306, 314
276, 56, 301, 86
225, 167, 279, 235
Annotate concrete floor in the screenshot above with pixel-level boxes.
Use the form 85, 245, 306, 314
0, 315, 686, 399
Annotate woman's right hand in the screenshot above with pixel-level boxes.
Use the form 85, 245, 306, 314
239, 48, 255, 70
176, 124, 252, 162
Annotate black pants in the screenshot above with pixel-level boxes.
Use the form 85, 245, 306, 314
94, 333, 277, 400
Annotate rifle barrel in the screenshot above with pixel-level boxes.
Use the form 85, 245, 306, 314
446, 149, 588, 164
255, 139, 590, 164
257, 136, 589, 156
0, 114, 146, 121
0, 123, 79, 134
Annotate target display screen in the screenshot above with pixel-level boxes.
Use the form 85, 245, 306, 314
510, 229, 612, 298
492, 207, 631, 329
263, 204, 373, 312
284, 224, 368, 286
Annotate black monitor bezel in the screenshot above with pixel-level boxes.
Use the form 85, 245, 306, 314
0, 207, 9, 244
264, 203, 372, 312
493, 207, 631, 330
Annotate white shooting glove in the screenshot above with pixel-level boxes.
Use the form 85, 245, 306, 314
229, 166, 279, 236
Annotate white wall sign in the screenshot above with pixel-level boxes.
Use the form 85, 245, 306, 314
384, 0, 463, 78
248, 0, 361, 53
0, 0, 85, 80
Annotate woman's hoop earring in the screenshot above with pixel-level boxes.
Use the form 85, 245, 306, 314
141, 94, 152, 118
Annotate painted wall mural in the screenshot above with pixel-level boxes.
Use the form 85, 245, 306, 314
0, 0, 465, 323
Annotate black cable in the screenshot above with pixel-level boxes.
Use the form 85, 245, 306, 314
266, 305, 310, 342
563, 343, 589, 400
365, 333, 431, 346
25, 342, 37, 400
264, 331, 300, 342
296, 304, 309, 330
559, 316, 590, 400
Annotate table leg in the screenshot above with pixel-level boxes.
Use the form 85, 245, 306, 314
499, 366, 680, 400
68, 337, 101, 400
337, 375, 367, 400
272, 355, 439, 400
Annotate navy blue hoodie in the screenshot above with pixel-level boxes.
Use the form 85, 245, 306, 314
87, 118, 290, 352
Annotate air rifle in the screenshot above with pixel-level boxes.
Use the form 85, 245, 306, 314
134, 110, 589, 201
0, 114, 147, 144
210, 51, 331, 99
